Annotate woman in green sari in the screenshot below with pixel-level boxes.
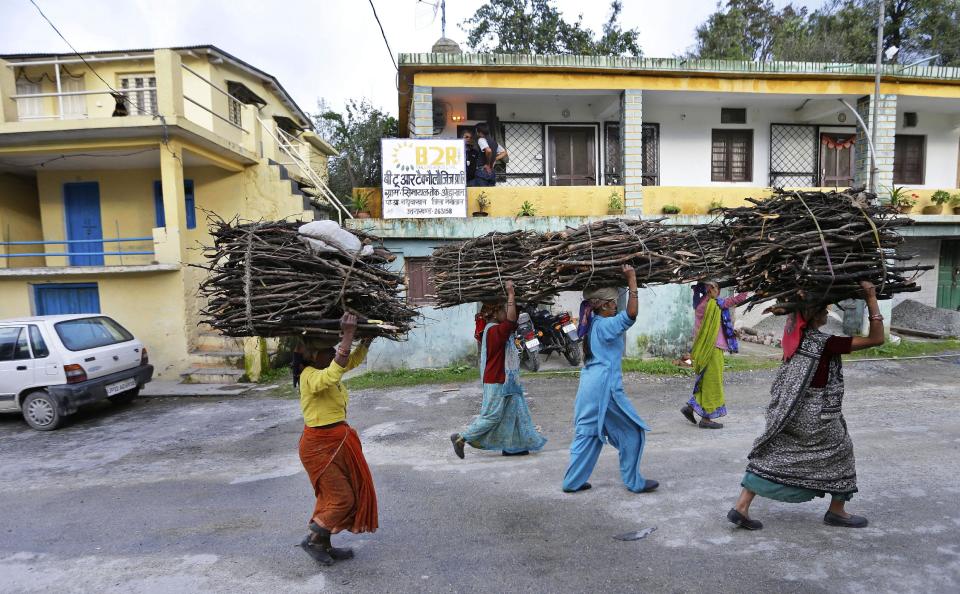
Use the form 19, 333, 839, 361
682, 282, 750, 429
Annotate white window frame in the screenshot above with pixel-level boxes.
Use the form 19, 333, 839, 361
118, 73, 157, 116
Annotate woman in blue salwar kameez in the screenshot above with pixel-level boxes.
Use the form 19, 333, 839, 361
562, 266, 659, 494
450, 281, 546, 459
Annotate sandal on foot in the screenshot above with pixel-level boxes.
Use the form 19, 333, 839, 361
699, 418, 724, 429
639, 479, 659, 493
502, 450, 530, 456
300, 537, 335, 566
824, 511, 868, 528
727, 508, 763, 530
450, 433, 465, 459
562, 482, 592, 493
681, 405, 697, 425
324, 546, 355, 561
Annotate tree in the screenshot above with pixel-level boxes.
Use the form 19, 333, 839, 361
462, 0, 642, 57
691, 0, 960, 66
313, 99, 398, 200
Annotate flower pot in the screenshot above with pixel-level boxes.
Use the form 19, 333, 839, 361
953, 206, 960, 215
897, 205, 914, 214
472, 211, 489, 217
921, 205, 943, 215
356, 212, 372, 219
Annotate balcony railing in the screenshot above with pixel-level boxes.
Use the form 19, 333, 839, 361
0, 237, 155, 266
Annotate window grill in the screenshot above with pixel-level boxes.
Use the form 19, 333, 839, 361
641, 123, 660, 186
500, 123, 544, 186
769, 124, 817, 187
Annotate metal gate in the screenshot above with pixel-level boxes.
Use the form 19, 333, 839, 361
769, 124, 817, 187
500, 123, 544, 186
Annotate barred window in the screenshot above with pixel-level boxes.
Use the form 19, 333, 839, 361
893, 135, 925, 185
118, 74, 157, 116
711, 129, 753, 182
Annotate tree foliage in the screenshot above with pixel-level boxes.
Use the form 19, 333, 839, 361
692, 0, 960, 66
462, 0, 641, 57
313, 99, 398, 198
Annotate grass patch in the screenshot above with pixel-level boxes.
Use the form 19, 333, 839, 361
344, 363, 478, 391
257, 365, 291, 383
848, 338, 960, 359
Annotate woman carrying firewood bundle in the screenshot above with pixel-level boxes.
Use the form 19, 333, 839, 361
450, 280, 547, 459
297, 313, 378, 566
682, 281, 750, 429
562, 266, 659, 494
727, 281, 884, 531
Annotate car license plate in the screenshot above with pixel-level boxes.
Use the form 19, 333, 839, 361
562, 323, 576, 333
525, 339, 540, 350
106, 378, 136, 396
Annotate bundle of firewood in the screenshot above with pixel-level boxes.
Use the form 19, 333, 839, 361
530, 219, 728, 300
429, 230, 543, 307
196, 218, 417, 339
719, 188, 930, 314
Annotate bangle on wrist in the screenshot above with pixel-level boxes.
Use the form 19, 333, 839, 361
868, 314, 884, 322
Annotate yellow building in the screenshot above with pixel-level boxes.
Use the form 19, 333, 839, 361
0, 46, 344, 381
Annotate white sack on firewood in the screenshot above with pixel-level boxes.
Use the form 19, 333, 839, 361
298, 220, 373, 257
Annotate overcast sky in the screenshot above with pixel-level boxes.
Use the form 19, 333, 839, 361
1, 0, 823, 119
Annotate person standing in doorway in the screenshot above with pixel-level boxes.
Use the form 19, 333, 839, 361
450, 280, 547, 458
473, 122, 498, 187
462, 129, 479, 186
562, 266, 658, 494
682, 281, 750, 429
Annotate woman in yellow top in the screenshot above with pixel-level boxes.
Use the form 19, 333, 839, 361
297, 313, 378, 567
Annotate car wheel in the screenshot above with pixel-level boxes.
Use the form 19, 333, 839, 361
108, 387, 140, 405
22, 391, 63, 431
522, 351, 541, 372
564, 343, 582, 366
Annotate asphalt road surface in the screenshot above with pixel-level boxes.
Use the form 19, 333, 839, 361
1, 356, 959, 593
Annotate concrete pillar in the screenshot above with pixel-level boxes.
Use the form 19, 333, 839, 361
854, 94, 897, 194
621, 89, 643, 215
154, 49, 184, 118
243, 337, 268, 382
153, 140, 187, 264
409, 85, 434, 138
0, 58, 18, 124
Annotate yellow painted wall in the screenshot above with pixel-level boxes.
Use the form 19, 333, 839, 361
36, 168, 158, 267
415, 71, 960, 100
0, 173, 44, 267
0, 271, 189, 379
359, 185, 621, 218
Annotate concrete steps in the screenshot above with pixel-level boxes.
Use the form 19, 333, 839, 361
183, 332, 246, 384
180, 367, 246, 384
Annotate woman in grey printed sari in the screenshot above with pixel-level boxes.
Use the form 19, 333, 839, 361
727, 281, 885, 531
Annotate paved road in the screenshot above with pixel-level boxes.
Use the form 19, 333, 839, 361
1, 356, 959, 593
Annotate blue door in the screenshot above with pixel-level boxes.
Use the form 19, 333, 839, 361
34, 283, 101, 315
64, 182, 103, 266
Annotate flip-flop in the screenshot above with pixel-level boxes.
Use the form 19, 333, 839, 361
562, 482, 592, 493
681, 405, 697, 424
727, 508, 763, 530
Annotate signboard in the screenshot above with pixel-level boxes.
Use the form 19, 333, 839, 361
381, 139, 467, 219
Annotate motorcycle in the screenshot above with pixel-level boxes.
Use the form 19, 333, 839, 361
527, 307, 582, 366
514, 311, 542, 372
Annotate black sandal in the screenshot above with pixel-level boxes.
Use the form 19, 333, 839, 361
563, 482, 592, 493
699, 418, 724, 429
727, 508, 763, 530
300, 537, 335, 566
450, 433, 465, 459
681, 405, 697, 425
824, 511, 868, 528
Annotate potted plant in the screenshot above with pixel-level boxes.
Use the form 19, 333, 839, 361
888, 186, 912, 213
607, 191, 624, 215
662, 204, 681, 215
516, 200, 537, 217
923, 190, 951, 214
352, 189, 372, 219
951, 193, 960, 215
473, 191, 490, 217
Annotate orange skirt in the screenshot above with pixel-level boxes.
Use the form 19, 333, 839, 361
298, 423, 378, 534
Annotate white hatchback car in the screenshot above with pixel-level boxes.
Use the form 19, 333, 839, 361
0, 315, 153, 430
